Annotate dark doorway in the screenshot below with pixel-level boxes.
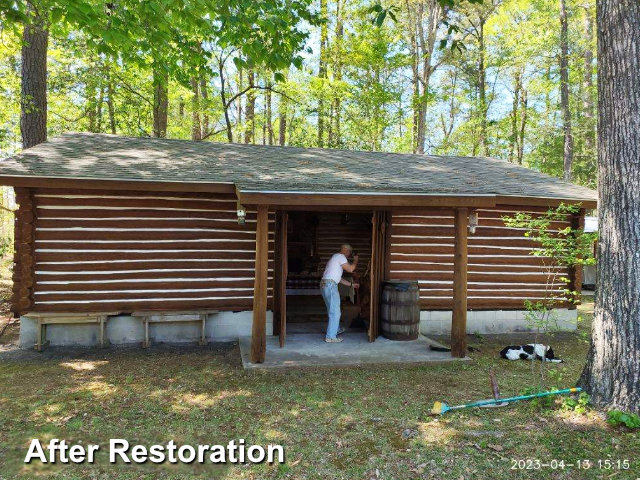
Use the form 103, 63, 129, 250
282, 211, 373, 339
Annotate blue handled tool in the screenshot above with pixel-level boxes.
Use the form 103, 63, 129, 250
431, 387, 581, 415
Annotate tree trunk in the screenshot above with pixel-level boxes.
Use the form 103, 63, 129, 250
245, 70, 255, 144
152, 68, 168, 138
219, 59, 233, 143
559, 0, 574, 181
317, 0, 328, 148
579, 0, 640, 414
96, 82, 105, 132
199, 74, 209, 138
413, 0, 442, 155
582, 6, 596, 158
107, 76, 116, 134
478, 18, 488, 156
517, 89, 528, 165
190, 77, 201, 141
509, 71, 521, 163
86, 70, 97, 133
278, 94, 287, 146
266, 88, 273, 145
20, 7, 48, 149
331, 0, 344, 148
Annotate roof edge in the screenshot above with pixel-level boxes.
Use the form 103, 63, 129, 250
237, 190, 597, 209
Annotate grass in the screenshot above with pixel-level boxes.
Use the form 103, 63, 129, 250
0, 299, 639, 479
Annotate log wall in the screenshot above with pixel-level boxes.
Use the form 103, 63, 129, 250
315, 212, 372, 276
388, 206, 575, 309
15, 188, 274, 314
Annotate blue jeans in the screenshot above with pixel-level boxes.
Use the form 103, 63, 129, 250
320, 279, 341, 339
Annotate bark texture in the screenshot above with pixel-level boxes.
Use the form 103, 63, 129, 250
579, 0, 640, 413
20, 9, 48, 149
152, 68, 168, 138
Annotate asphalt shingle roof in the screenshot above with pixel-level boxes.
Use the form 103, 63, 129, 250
0, 132, 596, 201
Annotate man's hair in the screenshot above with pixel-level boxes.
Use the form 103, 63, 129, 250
341, 244, 352, 253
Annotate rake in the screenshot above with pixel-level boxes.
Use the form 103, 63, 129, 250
430, 387, 581, 415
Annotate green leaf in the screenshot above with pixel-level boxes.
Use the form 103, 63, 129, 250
51, 8, 64, 24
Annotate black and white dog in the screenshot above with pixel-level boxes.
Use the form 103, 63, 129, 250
500, 344, 563, 363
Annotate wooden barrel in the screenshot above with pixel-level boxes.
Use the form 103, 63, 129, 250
380, 280, 420, 340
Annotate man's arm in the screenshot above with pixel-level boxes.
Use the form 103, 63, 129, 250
339, 277, 360, 288
341, 255, 359, 273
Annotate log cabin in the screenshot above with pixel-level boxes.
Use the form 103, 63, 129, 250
0, 133, 597, 361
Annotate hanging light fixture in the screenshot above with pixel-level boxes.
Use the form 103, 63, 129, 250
468, 211, 479, 234
237, 202, 246, 225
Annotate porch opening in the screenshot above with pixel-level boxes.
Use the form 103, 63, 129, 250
283, 211, 373, 338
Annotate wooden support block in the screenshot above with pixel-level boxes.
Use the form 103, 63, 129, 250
198, 314, 208, 346
141, 318, 150, 349
34, 319, 50, 352
99, 316, 109, 348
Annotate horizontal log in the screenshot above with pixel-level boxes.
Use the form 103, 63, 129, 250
38, 278, 264, 292
392, 225, 559, 238
35, 288, 274, 302
35, 259, 271, 272
34, 189, 239, 200
36, 251, 275, 262
391, 209, 456, 217
420, 298, 572, 309
36, 219, 272, 230
35, 240, 275, 251
391, 236, 541, 248
28, 297, 273, 313
390, 245, 539, 256
36, 230, 271, 242
418, 289, 564, 298
36, 269, 269, 281
36, 197, 238, 211
391, 272, 564, 282
492, 203, 577, 213
36, 208, 267, 221
390, 254, 559, 266
390, 262, 566, 273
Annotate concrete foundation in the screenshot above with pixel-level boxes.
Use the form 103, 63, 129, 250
18, 308, 576, 349
19, 311, 273, 348
419, 309, 578, 335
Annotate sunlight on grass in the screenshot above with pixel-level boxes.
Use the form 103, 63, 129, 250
75, 380, 119, 398
59, 360, 109, 371
417, 419, 458, 445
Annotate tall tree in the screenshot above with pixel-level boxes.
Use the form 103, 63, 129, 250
581, 4, 595, 157
20, 3, 48, 148
579, 0, 640, 413
152, 67, 168, 138
245, 70, 255, 144
404, 0, 444, 154
317, 0, 328, 147
559, 0, 573, 181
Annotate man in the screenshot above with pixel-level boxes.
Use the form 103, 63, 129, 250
320, 244, 360, 343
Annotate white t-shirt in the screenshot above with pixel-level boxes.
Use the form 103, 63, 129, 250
322, 253, 348, 283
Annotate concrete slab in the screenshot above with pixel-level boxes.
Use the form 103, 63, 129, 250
238, 333, 469, 370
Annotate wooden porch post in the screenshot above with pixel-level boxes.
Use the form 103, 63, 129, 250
451, 207, 468, 358
251, 205, 269, 363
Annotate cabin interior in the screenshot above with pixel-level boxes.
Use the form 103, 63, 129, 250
284, 211, 373, 336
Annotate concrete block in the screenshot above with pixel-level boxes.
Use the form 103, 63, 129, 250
108, 316, 144, 344
465, 314, 484, 334
420, 318, 442, 335
430, 311, 452, 322
19, 310, 274, 348
418, 308, 578, 335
